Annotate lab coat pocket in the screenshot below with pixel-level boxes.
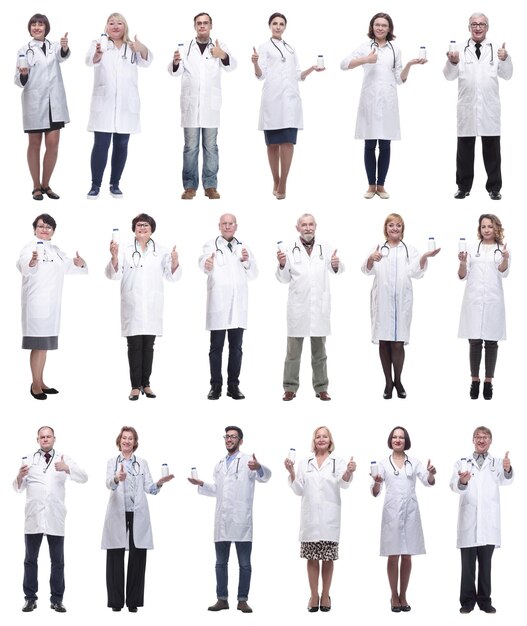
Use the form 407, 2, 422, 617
209, 86, 222, 111
30, 291, 52, 319
91, 86, 106, 112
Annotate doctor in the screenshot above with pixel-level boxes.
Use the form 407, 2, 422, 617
444, 13, 512, 200
450, 426, 513, 614
277, 213, 344, 401
15, 14, 70, 200
188, 426, 271, 613
86, 12, 152, 199
199, 213, 258, 400
169, 12, 236, 200
14, 426, 88, 613
105, 213, 181, 401
102, 426, 173, 612
285, 426, 355, 612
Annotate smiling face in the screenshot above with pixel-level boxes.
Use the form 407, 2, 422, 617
269, 16, 286, 39
469, 15, 488, 43
119, 430, 136, 457
219, 214, 238, 241
224, 429, 242, 454
37, 427, 55, 452
134, 220, 152, 243
34, 219, 54, 240
30, 21, 47, 41
372, 17, 390, 43
390, 428, 406, 453
106, 15, 127, 43
194, 13, 212, 42
314, 428, 331, 454
385, 218, 403, 243
473, 430, 492, 455
296, 214, 317, 242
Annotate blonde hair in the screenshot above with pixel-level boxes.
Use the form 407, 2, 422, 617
311, 426, 335, 454
383, 213, 405, 240
477, 214, 504, 245
105, 13, 132, 44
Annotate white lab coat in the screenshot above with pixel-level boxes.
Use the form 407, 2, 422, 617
341, 41, 403, 140
101, 455, 160, 550
276, 238, 344, 337
450, 454, 513, 548
13, 449, 88, 535
289, 455, 351, 542
86, 40, 152, 133
17, 237, 88, 337
443, 39, 513, 136
198, 237, 258, 330
168, 39, 236, 128
105, 239, 181, 337
14, 39, 70, 131
458, 242, 509, 340
198, 452, 271, 542
362, 242, 425, 344
257, 38, 303, 130
375, 456, 432, 556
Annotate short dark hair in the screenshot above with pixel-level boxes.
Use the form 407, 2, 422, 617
387, 426, 411, 450
33, 213, 57, 231
194, 12, 212, 25
368, 12, 396, 41
268, 12, 287, 26
116, 426, 139, 452
225, 425, 243, 440
131, 213, 156, 233
28, 13, 51, 37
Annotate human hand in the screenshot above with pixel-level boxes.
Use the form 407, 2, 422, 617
458, 470, 472, 485
331, 249, 339, 270
248, 453, 261, 471
458, 250, 468, 263
503, 451, 511, 472
60, 32, 69, 51
427, 459, 436, 475
365, 49, 378, 64
211, 39, 226, 60
284, 458, 295, 479
370, 245, 382, 263
173, 49, 181, 64
447, 50, 459, 64
347, 456, 357, 473
187, 477, 204, 486
29, 250, 39, 267
501, 243, 509, 262
277, 249, 287, 268
312, 64, 326, 72
251, 46, 259, 64
240, 247, 249, 262
116, 463, 126, 482
171, 245, 179, 270
408, 57, 427, 65
497, 42, 508, 61
73, 251, 85, 267
204, 253, 215, 271
55, 455, 70, 473
157, 474, 175, 485
130, 35, 146, 57
424, 247, 441, 259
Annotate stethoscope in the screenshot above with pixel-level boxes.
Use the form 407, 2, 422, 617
215, 236, 241, 259
131, 238, 157, 268
475, 240, 502, 263
35, 241, 63, 263
380, 240, 409, 262
292, 241, 323, 263
114, 454, 141, 476
463, 39, 494, 65
307, 457, 337, 474
186, 37, 214, 59
370, 40, 396, 69
216, 456, 241, 478
117, 41, 136, 63
270, 37, 295, 62
32, 449, 55, 473
389, 454, 413, 476
26, 38, 52, 63
469, 455, 497, 472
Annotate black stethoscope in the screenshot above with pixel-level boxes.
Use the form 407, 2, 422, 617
380, 240, 409, 262
475, 240, 502, 263
463, 39, 494, 65
292, 241, 323, 263
215, 236, 241, 258
217, 456, 241, 479
26, 38, 52, 63
186, 37, 214, 59
32, 449, 55, 473
117, 41, 136, 63
462, 455, 497, 472
370, 40, 396, 69
307, 457, 337, 474
389, 454, 413, 476
270, 37, 295, 62
114, 454, 141, 476
35, 240, 64, 263
131, 238, 157, 268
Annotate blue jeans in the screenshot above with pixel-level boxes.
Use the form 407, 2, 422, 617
183, 127, 218, 189
214, 541, 252, 601
90, 131, 130, 186
24, 533, 64, 602
364, 139, 391, 185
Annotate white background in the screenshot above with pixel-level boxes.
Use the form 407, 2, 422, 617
1, 1, 524, 625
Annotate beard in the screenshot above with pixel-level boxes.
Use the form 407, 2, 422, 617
302, 233, 314, 242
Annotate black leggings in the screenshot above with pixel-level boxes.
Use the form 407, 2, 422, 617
469, 339, 498, 379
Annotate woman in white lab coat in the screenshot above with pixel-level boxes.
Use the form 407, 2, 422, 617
340, 13, 426, 199
251, 12, 324, 200
458, 214, 509, 400
105, 213, 181, 400
85, 13, 152, 199
362, 213, 440, 399
285, 426, 355, 612
371, 427, 436, 612
102, 426, 173, 612
15, 14, 70, 200
17, 213, 87, 400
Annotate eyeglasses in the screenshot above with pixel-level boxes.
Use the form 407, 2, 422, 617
135, 223, 151, 229
220, 222, 236, 227
470, 22, 488, 28
474, 436, 490, 441
36, 224, 53, 230
223, 435, 239, 440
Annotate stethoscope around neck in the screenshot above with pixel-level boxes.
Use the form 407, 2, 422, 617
33, 448, 55, 472
307, 457, 337, 474
464, 39, 493, 64
187, 37, 213, 59
292, 241, 323, 263
217, 456, 241, 478
131, 238, 157, 268
113, 40, 136, 63
115, 454, 141, 476
389, 454, 413, 476
380, 240, 409, 262
26, 38, 52, 63
270, 37, 295, 61
370, 39, 396, 69
475, 240, 502, 263
215, 236, 241, 265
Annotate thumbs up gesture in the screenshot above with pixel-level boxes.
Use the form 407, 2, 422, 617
497, 42, 508, 61
248, 453, 261, 471
501, 243, 509, 262
73, 251, 86, 267
116, 463, 127, 482
370, 244, 382, 263
347, 456, 357, 473
171, 245, 179, 271
60, 32, 69, 51
251, 46, 259, 64
55, 454, 70, 473
211, 39, 226, 60
204, 252, 215, 271
331, 248, 339, 270
130, 35, 147, 58
503, 451, 511, 472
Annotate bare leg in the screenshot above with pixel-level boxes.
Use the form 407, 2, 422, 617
41, 129, 60, 190
398, 555, 412, 606
27, 133, 43, 190
387, 555, 401, 608
277, 143, 294, 195
320, 561, 334, 607
306, 560, 320, 608
30, 349, 47, 394
266, 145, 280, 193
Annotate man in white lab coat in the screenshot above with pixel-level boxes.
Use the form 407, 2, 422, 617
199, 214, 258, 400
168, 12, 237, 200
276, 214, 344, 401
188, 426, 271, 613
14, 426, 88, 613
444, 13, 512, 200
450, 426, 513, 614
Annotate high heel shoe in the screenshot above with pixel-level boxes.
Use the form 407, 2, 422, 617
128, 389, 140, 401
383, 382, 394, 399
395, 383, 406, 399
320, 596, 331, 612
141, 387, 157, 399
307, 597, 319, 613
483, 381, 493, 400
470, 380, 480, 399
30, 384, 47, 400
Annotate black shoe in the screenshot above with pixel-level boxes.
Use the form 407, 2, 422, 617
30, 384, 47, 400
87, 184, 100, 199
489, 191, 502, 200
22, 599, 37, 612
141, 386, 156, 398
480, 605, 496, 613
383, 382, 393, 399
41, 186, 60, 199
483, 381, 493, 400
110, 184, 123, 198
128, 388, 140, 401
469, 380, 480, 399
454, 189, 470, 199
400, 604, 411, 612
320, 596, 331, 612
395, 383, 406, 399
208, 599, 229, 611
227, 385, 245, 400
50, 601, 67, 612
42, 387, 59, 395
459, 606, 474, 614
128, 607, 138, 613
208, 385, 222, 400
111, 608, 122, 612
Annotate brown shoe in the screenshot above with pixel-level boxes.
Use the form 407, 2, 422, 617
237, 601, 253, 613
181, 188, 196, 200
204, 187, 220, 199
208, 599, 229, 611
282, 391, 296, 401
316, 391, 331, 401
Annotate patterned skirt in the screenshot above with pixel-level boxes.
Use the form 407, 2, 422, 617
300, 541, 339, 561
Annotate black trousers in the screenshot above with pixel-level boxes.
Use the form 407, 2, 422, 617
460, 544, 494, 610
23, 533, 64, 602
456, 136, 502, 192
209, 328, 244, 386
106, 512, 147, 610
127, 335, 156, 389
